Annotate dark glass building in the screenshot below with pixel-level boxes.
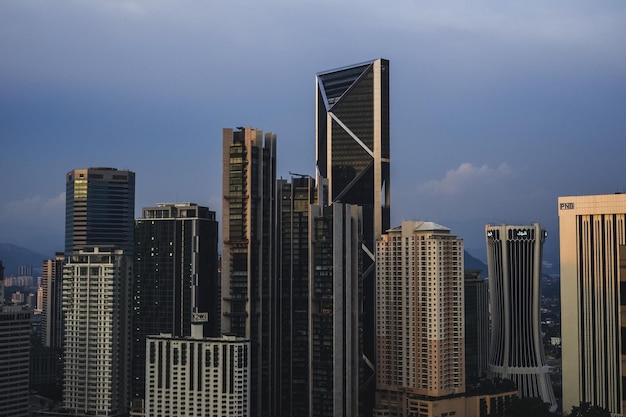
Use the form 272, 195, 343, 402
221, 127, 277, 417
464, 269, 490, 381
132, 203, 219, 400
310, 203, 362, 417
316, 58, 390, 415
277, 175, 316, 416
65, 167, 135, 254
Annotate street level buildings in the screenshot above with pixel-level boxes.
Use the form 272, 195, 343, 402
485, 224, 556, 411
133, 202, 219, 400
144, 321, 250, 417
559, 194, 626, 416
375, 221, 465, 417
316, 57, 390, 415
221, 127, 277, 417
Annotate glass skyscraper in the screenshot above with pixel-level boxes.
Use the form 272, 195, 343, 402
65, 167, 135, 254
316, 58, 390, 415
133, 203, 219, 401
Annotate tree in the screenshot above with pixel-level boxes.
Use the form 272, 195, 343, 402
568, 401, 611, 417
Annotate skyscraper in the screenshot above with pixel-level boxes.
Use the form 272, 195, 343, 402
65, 167, 135, 254
464, 269, 489, 380
485, 224, 556, 411
63, 166, 135, 416
133, 202, 219, 401
375, 221, 465, 417
559, 194, 626, 415
309, 203, 362, 417
221, 127, 277, 417
277, 175, 316, 416
63, 246, 132, 416
316, 58, 390, 414
41, 252, 65, 350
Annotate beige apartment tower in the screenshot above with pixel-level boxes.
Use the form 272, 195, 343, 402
559, 193, 626, 416
375, 221, 465, 417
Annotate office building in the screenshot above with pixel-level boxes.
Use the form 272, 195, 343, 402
316, 58, 390, 412
559, 193, 626, 415
221, 126, 277, 417
42, 253, 65, 350
309, 203, 362, 417
133, 202, 219, 401
62, 246, 132, 416
65, 167, 135, 253
144, 319, 250, 417
485, 224, 556, 411
277, 175, 316, 416
375, 221, 465, 417
464, 269, 490, 379
0, 304, 31, 417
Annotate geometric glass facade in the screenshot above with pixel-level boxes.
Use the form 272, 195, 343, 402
316, 58, 390, 414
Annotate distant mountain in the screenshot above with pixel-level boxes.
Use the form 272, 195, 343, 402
0, 243, 47, 276
465, 250, 488, 275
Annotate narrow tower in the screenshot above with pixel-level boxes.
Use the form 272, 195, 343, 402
316, 58, 390, 414
485, 223, 556, 411
221, 127, 277, 417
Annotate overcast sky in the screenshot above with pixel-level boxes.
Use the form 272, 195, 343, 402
1, 0, 625, 269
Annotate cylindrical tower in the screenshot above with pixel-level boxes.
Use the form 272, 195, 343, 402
485, 223, 556, 411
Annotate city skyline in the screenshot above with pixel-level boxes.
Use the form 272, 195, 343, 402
2, 1, 625, 266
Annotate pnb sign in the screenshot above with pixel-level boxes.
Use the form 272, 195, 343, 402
559, 202, 575, 210
192, 312, 209, 323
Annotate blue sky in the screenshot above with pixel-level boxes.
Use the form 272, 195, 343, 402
1, 0, 625, 268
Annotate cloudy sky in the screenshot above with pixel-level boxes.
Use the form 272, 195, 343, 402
1, 0, 625, 268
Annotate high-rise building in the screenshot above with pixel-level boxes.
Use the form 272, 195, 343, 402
375, 221, 465, 417
65, 167, 135, 254
559, 194, 626, 416
485, 224, 556, 411
63, 166, 135, 416
221, 127, 277, 417
63, 246, 132, 416
133, 202, 219, 400
316, 57, 390, 414
0, 304, 32, 417
277, 175, 316, 416
309, 203, 363, 417
464, 269, 489, 380
42, 252, 65, 350
145, 324, 250, 417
